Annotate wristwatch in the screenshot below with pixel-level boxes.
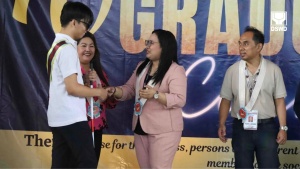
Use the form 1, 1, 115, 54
280, 126, 288, 131
154, 91, 159, 99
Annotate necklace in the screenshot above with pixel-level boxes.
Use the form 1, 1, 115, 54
245, 67, 260, 98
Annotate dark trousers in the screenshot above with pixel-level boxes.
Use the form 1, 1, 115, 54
94, 129, 103, 163
232, 119, 280, 169
51, 121, 97, 168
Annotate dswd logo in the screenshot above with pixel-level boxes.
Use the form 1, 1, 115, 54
271, 11, 287, 31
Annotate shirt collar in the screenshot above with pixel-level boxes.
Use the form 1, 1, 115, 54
55, 33, 77, 47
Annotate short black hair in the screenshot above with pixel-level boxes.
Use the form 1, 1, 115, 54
60, 1, 93, 29
244, 26, 265, 47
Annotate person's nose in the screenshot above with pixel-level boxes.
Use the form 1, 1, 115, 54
239, 44, 244, 51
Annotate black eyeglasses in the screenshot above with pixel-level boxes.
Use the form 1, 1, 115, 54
145, 40, 159, 46
78, 20, 91, 30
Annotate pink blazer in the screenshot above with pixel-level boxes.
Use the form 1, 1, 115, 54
119, 62, 187, 134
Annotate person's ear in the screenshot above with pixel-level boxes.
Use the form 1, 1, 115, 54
257, 43, 263, 51
69, 19, 77, 28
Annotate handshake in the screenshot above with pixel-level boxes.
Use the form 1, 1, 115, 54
83, 71, 118, 101
95, 86, 117, 101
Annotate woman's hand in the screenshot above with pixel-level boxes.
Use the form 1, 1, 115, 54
83, 74, 90, 87
106, 86, 122, 99
88, 70, 98, 82
139, 85, 156, 99
106, 86, 116, 97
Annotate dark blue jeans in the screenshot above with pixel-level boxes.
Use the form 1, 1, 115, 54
232, 119, 280, 168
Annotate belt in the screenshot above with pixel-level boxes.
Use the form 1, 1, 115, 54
234, 117, 274, 124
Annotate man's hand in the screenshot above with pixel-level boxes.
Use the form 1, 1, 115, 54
97, 88, 108, 101
218, 124, 227, 143
276, 130, 287, 145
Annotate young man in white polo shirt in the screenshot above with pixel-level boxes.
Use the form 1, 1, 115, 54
218, 26, 287, 168
47, 2, 107, 168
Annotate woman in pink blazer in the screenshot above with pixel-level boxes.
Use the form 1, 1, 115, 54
108, 29, 187, 168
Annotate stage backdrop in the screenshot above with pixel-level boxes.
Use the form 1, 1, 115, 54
1, 0, 300, 168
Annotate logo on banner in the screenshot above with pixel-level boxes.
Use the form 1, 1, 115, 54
271, 11, 287, 31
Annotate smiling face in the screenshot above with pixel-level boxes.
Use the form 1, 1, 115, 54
238, 31, 263, 61
145, 33, 162, 62
77, 37, 95, 64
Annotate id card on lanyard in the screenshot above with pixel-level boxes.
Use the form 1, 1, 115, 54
243, 110, 258, 130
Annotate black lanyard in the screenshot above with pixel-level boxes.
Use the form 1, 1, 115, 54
245, 68, 260, 97
143, 63, 154, 87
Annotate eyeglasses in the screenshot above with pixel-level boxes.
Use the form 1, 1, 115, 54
78, 20, 91, 30
145, 40, 159, 46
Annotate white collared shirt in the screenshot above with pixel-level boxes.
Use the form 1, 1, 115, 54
47, 33, 87, 127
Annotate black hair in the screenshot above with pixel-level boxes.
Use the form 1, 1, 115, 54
136, 29, 178, 85
60, 1, 94, 29
77, 32, 109, 86
244, 26, 265, 47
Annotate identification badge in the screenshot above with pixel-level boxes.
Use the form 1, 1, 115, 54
88, 102, 101, 119
134, 100, 143, 116
243, 110, 258, 130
